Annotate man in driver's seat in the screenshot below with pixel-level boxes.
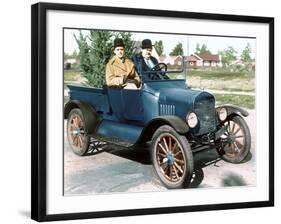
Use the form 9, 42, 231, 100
132, 39, 168, 81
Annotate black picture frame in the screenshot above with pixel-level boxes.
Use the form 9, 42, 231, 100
31, 2, 274, 222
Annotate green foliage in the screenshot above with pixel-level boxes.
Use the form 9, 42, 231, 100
154, 40, 164, 56
170, 43, 184, 56
72, 50, 79, 59
240, 43, 252, 63
64, 50, 79, 60
75, 30, 136, 87
218, 46, 237, 67
195, 43, 211, 54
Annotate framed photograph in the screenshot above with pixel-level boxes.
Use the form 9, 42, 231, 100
31, 2, 274, 222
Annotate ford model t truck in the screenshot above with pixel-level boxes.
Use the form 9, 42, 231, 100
64, 61, 251, 189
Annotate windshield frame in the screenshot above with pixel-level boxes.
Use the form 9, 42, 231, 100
138, 57, 187, 83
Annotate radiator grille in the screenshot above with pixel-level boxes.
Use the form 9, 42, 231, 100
194, 99, 216, 135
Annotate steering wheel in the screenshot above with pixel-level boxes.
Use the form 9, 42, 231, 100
151, 62, 167, 72
149, 63, 168, 80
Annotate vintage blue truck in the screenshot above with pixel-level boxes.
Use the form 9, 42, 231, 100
64, 62, 251, 189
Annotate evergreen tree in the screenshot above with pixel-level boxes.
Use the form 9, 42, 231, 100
75, 30, 136, 87
170, 43, 184, 56
154, 40, 164, 56
74, 30, 112, 87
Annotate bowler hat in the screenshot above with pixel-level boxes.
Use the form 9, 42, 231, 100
114, 38, 125, 48
141, 39, 153, 49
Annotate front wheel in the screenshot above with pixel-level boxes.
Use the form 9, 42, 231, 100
151, 125, 194, 189
217, 115, 251, 163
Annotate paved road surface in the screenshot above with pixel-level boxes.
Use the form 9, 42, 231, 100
64, 110, 256, 195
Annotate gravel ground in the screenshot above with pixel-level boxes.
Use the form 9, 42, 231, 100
64, 110, 256, 195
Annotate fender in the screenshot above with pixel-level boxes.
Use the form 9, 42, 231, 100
137, 115, 189, 143
217, 105, 249, 117
64, 100, 100, 134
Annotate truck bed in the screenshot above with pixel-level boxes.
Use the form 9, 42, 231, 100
67, 84, 110, 113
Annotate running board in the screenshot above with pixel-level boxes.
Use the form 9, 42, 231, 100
90, 134, 134, 148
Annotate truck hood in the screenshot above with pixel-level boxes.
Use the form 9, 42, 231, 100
158, 87, 215, 119
159, 88, 202, 105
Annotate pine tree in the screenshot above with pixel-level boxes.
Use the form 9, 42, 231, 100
75, 30, 136, 87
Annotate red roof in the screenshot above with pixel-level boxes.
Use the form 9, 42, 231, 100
186, 55, 198, 62
197, 53, 220, 61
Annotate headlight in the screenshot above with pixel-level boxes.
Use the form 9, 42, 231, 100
218, 107, 227, 121
186, 112, 198, 128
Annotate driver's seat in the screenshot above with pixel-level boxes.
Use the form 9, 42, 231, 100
132, 53, 169, 81
132, 53, 158, 81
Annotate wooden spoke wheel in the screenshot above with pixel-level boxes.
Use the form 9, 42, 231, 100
151, 125, 193, 189
218, 115, 251, 163
67, 108, 90, 156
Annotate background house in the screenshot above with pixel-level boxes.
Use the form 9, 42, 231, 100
186, 53, 222, 69
159, 55, 183, 69
64, 58, 80, 70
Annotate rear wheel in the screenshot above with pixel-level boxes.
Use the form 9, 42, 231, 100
67, 108, 90, 156
151, 125, 193, 189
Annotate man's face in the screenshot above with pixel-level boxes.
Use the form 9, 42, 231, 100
141, 48, 152, 59
114, 47, 125, 59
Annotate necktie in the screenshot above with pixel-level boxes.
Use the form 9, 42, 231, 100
146, 59, 154, 69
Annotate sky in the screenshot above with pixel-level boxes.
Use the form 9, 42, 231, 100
64, 29, 256, 58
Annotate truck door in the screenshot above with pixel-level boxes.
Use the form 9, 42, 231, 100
107, 88, 144, 122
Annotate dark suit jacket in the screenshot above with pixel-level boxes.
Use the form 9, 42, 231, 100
132, 53, 160, 81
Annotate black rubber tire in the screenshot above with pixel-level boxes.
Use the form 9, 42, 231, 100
219, 115, 251, 163
151, 125, 194, 189
67, 108, 90, 156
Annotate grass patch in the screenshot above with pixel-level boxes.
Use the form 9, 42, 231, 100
218, 87, 254, 92
188, 70, 254, 80
167, 72, 186, 79
64, 69, 80, 82
214, 93, 255, 109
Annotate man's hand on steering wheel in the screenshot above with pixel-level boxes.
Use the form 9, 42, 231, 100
150, 63, 169, 80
